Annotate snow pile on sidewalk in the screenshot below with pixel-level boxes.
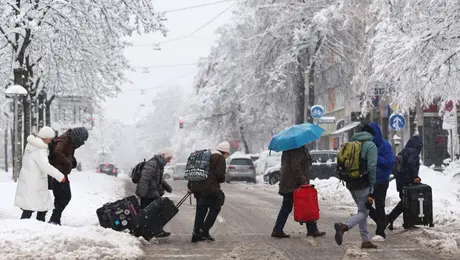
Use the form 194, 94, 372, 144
0, 171, 144, 259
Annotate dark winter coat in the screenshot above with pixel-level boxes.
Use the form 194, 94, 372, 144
278, 146, 312, 195
396, 135, 423, 192
49, 132, 76, 175
135, 155, 172, 199
369, 123, 395, 183
188, 151, 226, 196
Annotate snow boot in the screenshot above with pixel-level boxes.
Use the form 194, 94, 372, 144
307, 231, 326, 237
191, 232, 204, 243
334, 223, 348, 246
361, 241, 378, 249
202, 232, 215, 242
271, 231, 290, 238
155, 230, 171, 238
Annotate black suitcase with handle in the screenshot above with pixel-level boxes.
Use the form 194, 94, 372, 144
131, 193, 191, 240
96, 196, 140, 231
402, 183, 434, 228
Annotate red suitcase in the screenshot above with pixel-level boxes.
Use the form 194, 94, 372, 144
293, 184, 320, 223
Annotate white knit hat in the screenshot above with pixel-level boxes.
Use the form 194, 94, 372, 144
38, 126, 56, 139
216, 141, 230, 154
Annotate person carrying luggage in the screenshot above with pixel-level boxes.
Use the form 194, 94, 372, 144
386, 135, 422, 230
366, 123, 395, 241
334, 124, 378, 249
188, 141, 229, 243
271, 145, 326, 239
135, 149, 174, 238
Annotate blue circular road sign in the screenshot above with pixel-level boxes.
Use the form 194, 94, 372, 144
389, 113, 406, 131
311, 105, 324, 119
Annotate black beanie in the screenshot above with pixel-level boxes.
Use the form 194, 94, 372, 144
69, 127, 89, 147
360, 124, 375, 136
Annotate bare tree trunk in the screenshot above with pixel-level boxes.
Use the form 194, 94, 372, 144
45, 94, 55, 126
13, 68, 27, 175
38, 91, 45, 128
305, 36, 325, 124
239, 125, 250, 153
294, 62, 306, 125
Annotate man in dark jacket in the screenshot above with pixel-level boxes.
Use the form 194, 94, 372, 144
49, 127, 89, 225
387, 135, 422, 230
189, 141, 229, 243
135, 149, 173, 237
366, 123, 395, 240
271, 145, 326, 238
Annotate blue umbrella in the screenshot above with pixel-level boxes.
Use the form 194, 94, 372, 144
268, 123, 325, 152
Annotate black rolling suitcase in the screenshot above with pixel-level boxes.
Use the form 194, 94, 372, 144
131, 193, 191, 240
96, 196, 141, 231
402, 183, 434, 228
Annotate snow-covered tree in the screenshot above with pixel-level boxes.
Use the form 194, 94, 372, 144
0, 0, 166, 171
363, 0, 460, 110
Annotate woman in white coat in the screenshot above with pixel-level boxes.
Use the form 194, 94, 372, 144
14, 126, 66, 221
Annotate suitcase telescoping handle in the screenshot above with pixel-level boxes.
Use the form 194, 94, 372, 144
299, 184, 315, 189
176, 192, 192, 209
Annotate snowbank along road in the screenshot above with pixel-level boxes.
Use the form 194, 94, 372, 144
125, 180, 460, 260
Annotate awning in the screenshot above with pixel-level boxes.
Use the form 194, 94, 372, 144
329, 121, 361, 136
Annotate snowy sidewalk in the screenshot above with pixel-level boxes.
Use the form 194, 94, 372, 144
0, 170, 144, 260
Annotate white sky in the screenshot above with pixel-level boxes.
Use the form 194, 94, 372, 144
103, 0, 235, 123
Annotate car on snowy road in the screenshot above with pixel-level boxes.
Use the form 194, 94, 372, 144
173, 163, 186, 180
226, 155, 257, 183
164, 166, 174, 180
97, 163, 118, 177
263, 150, 338, 185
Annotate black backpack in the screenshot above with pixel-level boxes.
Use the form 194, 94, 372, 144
131, 159, 146, 184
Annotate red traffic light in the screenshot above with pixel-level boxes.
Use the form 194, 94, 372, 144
179, 120, 183, 124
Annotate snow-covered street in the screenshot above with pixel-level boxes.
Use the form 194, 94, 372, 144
126, 180, 460, 260
0, 170, 143, 260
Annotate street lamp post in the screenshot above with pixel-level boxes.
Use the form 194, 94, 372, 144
6, 84, 28, 182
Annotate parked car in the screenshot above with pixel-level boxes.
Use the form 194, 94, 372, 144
164, 166, 174, 180
226, 155, 257, 183
254, 150, 282, 175
263, 150, 338, 185
97, 163, 118, 177
173, 163, 186, 180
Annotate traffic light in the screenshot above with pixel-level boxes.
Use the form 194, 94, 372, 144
179, 119, 184, 129
89, 116, 95, 129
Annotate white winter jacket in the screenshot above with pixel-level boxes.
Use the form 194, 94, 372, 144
14, 135, 65, 211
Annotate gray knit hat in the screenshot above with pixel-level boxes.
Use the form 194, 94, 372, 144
69, 127, 89, 148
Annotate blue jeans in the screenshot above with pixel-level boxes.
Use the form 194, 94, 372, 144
273, 192, 318, 233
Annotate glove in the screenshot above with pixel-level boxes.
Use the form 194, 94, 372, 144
414, 177, 421, 184
163, 181, 172, 193
61, 177, 66, 183
366, 193, 375, 210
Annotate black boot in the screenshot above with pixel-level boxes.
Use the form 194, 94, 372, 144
202, 231, 215, 241
191, 231, 204, 243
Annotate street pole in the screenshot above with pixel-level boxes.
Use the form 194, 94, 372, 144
13, 96, 20, 182
4, 123, 8, 173
450, 129, 454, 160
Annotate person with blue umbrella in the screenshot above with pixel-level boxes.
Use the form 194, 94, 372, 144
269, 123, 326, 238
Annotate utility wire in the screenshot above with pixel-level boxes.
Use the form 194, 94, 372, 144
125, 71, 197, 92
158, 0, 235, 13
133, 63, 199, 69
132, 3, 235, 47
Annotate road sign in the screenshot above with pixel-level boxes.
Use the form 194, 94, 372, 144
317, 116, 336, 124
311, 105, 324, 119
389, 113, 406, 131
445, 99, 454, 112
